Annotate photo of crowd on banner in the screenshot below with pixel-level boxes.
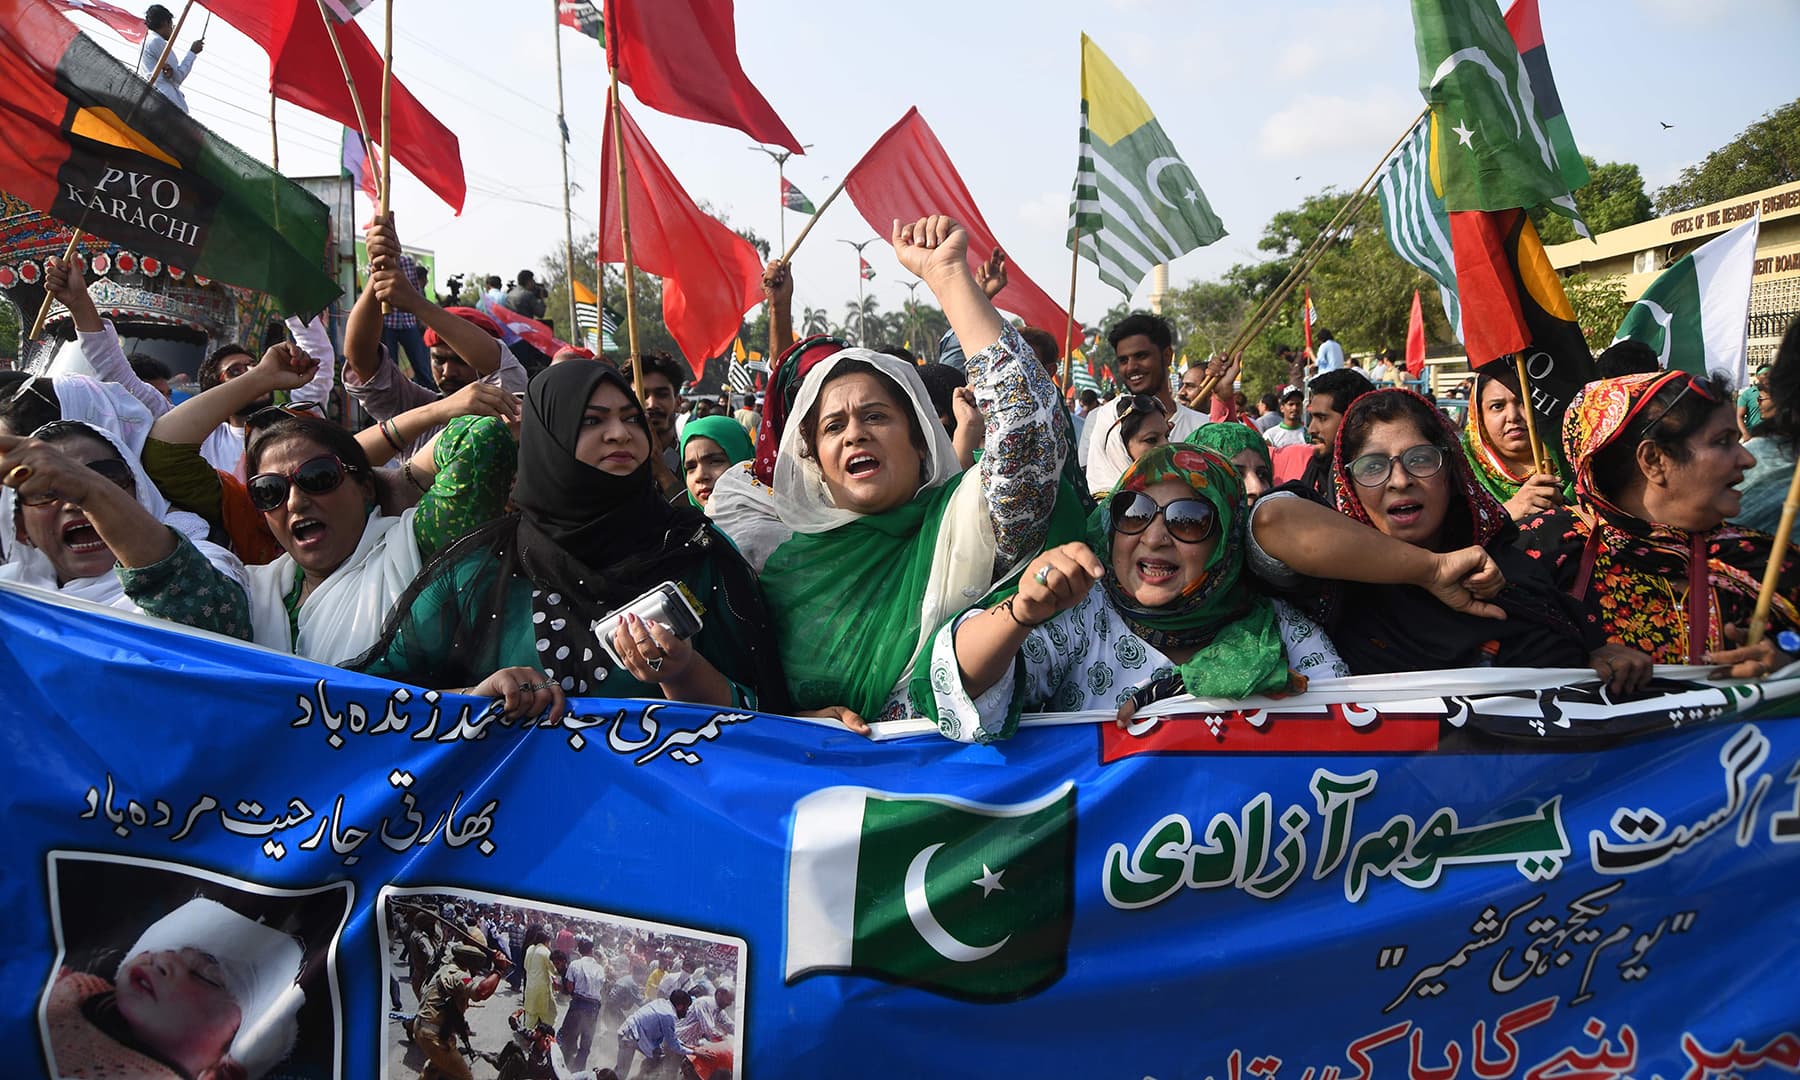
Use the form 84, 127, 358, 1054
37, 851, 351, 1080
377, 887, 743, 1080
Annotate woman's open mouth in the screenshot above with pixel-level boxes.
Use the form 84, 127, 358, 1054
60, 518, 106, 554
1385, 500, 1424, 527
1135, 558, 1178, 585
290, 517, 328, 547
127, 965, 157, 1001
846, 454, 881, 479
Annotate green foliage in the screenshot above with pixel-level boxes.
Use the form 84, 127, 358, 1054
1654, 99, 1800, 214
0, 294, 19, 365
1533, 157, 1653, 244
1563, 272, 1631, 351
536, 231, 682, 362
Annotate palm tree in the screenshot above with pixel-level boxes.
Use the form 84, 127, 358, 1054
843, 296, 881, 346
801, 305, 830, 337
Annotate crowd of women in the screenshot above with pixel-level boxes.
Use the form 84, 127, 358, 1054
2, 212, 1797, 744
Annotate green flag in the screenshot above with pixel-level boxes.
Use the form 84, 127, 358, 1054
785, 782, 1075, 1002
1068, 34, 1224, 296
1411, 0, 1573, 219
1613, 214, 1760, 382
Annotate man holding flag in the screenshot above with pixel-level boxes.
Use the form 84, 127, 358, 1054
137, 3, 200, 113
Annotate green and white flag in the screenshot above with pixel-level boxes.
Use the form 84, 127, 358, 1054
1376, 114, 1464, 342
1613, 213, 1760, 384
1068, 34, 1224, 297
784, 782, 1075, 1002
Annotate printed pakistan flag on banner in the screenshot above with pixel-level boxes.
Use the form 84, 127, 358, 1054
785, 783, 1075, 1002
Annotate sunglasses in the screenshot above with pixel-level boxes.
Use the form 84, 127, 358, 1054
1108, 490, 1218, 544
1347, 444, 1447, 488
244, 401, 324, 431
1114, 394, 1167, 419
1634, 374, 1720, 442
19, 457, 136, 506
247, 454, 361, 512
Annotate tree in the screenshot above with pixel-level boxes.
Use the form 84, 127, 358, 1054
842, 296, 881, 346
800, 306, 831, 336
1654, 98, 1800, 214
537, 231, 682, 364
0, 294, 19, 368
1533, 157, 1653, 244
1563, 272, 1631, 351
1162, 281, 1247, 362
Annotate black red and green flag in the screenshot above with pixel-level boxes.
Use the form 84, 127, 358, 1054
0, 0, 339, 316
1503, 0, 1589, 233
781, 176, 815, 214
558, 0, 602, 44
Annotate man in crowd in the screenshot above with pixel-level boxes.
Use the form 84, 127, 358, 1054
1082, 313, 1206, 492
1294, 368, 1376, 495
383, 253, 437, 392
1313, 328, 1345, 373
1264, 387, 1309, 450
1739, 363, 1771, 441
506, 270, 547, 320
615, 989, 694, 1079
1253, 392, 1282, 433
625, 353, 688, 499
139, 4, 202, 113
481, 275, 507, 313
350, 216, 526, 456
129, 356, 173, 400
560, 937, 608, 1071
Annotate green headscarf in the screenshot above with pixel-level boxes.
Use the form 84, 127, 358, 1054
677, 415, 755, 507
1087, 442, 1293, 699
1191, 421, 1271, 474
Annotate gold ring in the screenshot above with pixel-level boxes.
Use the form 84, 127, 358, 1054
4, 464, 32, 487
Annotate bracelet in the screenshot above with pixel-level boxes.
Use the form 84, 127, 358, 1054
402, 459, 428, 493
379, 418, 405, 453
1000, 596, 1048, 629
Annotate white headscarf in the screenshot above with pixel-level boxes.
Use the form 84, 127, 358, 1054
0, 421, 244, 611
245, 507, 423, 663
118, 897, 304, 1079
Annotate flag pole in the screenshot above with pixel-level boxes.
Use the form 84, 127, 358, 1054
552, 0, 578, 339
778, 176, 847, 266
1746, 462, 1800, 647
1062, 224, 1081, 393
28, 0, 194, 340
1513, 352, 1548, 474
377, 0, 395, 316
607, 75, 644, 401
269, 92, 280, 171
315, 0, 383, 194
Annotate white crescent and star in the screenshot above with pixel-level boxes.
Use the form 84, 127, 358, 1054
1145, 156, 1197, 211
1617, 300, 1675, 366
904, 843, 1010, 964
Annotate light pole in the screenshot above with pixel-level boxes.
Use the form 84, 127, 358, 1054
904, 279, 921, 352
839, 238, 876, 346
750, 143, 814, 253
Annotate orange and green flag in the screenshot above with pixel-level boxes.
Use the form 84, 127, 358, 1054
0, 0, 339, 315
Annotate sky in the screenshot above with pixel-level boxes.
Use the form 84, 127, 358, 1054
75, 0, 1800, 337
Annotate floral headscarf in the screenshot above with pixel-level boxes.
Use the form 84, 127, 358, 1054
1087, 442, 1293, 699
1562, 369, 1690, 514
1331, 387, 1511, 550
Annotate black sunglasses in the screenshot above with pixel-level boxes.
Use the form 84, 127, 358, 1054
1108, 490, 1218, 544
244, 401, 324, 431
1347, 444, 1447, 488
247, 454, 361, 512
1114, 394, 1167, 419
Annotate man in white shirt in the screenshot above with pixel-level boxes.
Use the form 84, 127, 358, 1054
1264, 387, 1310, 449
1313, 328, 1345, 373
1082, 313, 1205, 493
557, 937, 607, 1072
138, 5, 202, 113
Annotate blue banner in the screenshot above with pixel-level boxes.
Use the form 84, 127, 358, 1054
4, 581, 1799, 1079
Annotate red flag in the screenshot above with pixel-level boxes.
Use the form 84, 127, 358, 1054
600, 92, 765, 373
1405, 289, 1426, 378
1302, 286, 1315, 357
45, 0, 142, 41
842, 108, 1078, 347
200, 0, 466, 212
605, 0, 800, 153
491, 303, 574, 357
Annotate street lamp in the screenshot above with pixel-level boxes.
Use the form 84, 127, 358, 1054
904, 279, 921, 352
750, 143, 814, 253
839, 237, 877, 346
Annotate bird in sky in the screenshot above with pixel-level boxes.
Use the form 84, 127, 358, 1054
1659, 121, 1675, 130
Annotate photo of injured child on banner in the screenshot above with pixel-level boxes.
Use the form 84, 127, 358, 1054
36, 850, 352, 1080
378, 885, 743, 1080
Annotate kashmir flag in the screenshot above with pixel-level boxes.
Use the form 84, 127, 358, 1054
1406, 289, 1428, 378
1450, 207, 1594, 423
1613, 214, 1759, 384
1376, 115, 1465, 341
558, 0, 602, 43
785, 783, 1075, 1002
572, 277, 601, 351
0, 0, 339, 315
781, 176, 815, 214
859, 257, 876, 282
44, 0, 142, 42
1070, 349, 1100, 396
728, 339, 755, 392
1412, 0, 1574, 221
601, 304, 621, 351
1068, 34, 1225, 298
340, 125, 378, 204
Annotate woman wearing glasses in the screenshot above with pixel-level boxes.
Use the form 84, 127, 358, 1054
1245, 389, 1615, 683
1515, 371, 1799, 678
922, 443, 1348, 743
0, 420, 249, 637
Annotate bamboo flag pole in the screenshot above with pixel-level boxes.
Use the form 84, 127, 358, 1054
1062, 224, 1081, 393
777, 176, 847, 266
315, 0, 382, 195
28, 0, 194, 340
607, 75, 644, 402
1746, 463, 1800, 648
377, 0, 394, 314
551, 0, 578, 339
1513, 352, 1549, 474
269, 92, 280, 170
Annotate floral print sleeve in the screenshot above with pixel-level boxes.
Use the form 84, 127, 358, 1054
118, 529, 252, 640
411, 416, 518, 562
966, 323, 1069, 572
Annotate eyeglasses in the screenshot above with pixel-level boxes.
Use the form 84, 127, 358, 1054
1347, 444, 1447, 488
1108, 490, 1218, 544
1115, 394, 1167, 419
247, 455, 361, 512
19, 456, 136, 506
244, 401, 324, 431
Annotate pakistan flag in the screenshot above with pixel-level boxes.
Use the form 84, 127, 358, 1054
785, 782, 1076, 1002
1068, 34, 1224, 297
1614, 214, 1760, 383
